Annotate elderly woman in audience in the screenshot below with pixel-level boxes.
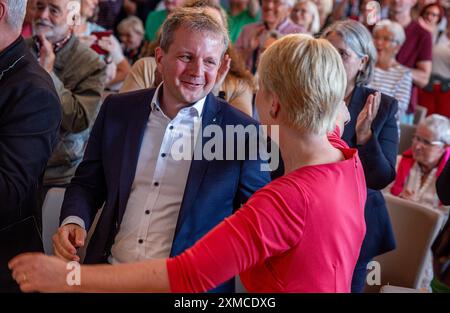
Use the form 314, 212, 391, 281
419, 8, 450, 118
73, 0, 131, 90
121, 0, 256, 116
290, 0, 320, 35
391, 114, 450, 211
322, 20, 399, 293
117, 16, 145, 65
9, 33, 368, 294
368, 19, 412, 128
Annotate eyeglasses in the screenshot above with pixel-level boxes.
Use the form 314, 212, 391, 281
412, 135, 444, 147
373, 35, 397, 44
424, 11, 440, 18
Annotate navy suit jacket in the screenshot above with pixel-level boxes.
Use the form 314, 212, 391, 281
342, 86, 398, 263
60, 88, 271, 292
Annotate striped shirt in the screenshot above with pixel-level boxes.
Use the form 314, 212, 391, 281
368, 64, 413, 127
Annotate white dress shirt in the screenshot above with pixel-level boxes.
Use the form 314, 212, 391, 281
63, 84, 205, 263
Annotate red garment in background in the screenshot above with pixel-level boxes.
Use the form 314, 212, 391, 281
397, 21, 433, 113
418, 85, 450, 118
167, 131, 367, 293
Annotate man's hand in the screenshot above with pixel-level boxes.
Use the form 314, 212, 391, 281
9, 253, 71, 293
356, 91, 380, 145
52, 224, 86, 262
37, 34, 55, 73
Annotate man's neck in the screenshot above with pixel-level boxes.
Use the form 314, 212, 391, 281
391, 11, 412, 28
0, 28, 20, 54
159, 86, 191, 119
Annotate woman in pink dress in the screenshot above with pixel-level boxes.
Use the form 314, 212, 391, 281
9, 33, 367, 293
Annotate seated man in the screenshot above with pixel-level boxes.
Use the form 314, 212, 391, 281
28, 0, 107, 190
52, 8, 271, 293
0, 0, 61, 292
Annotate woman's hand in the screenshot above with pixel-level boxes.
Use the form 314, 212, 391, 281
9, 253, 73, 293
356, 91, 381, 145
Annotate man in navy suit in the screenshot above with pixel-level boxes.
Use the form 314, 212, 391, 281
52, 9, 271, 292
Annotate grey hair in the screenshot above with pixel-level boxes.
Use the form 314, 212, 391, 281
421, 114, 450, 145
322, 19, 377, 86
373, 19, 406, 46
3, 0, 27, 31
159, 7, 229, 56
285, 0, 296, 7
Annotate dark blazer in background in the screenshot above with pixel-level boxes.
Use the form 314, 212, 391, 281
0, 37, 61, 292
342, 85, 398, 292
60, 89, 271, 292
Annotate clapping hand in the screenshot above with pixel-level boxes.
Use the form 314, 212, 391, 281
356, 91, 381, 145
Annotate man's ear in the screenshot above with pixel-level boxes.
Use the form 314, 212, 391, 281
0, 2, 6, 24
155, 47, 164, 73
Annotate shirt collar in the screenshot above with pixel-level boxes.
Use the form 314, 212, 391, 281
150, 83, 206, 118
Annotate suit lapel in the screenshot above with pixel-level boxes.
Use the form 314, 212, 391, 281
172, 94, 222, 242
117, 90, 153, 224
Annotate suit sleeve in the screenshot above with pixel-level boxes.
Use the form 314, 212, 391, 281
233, 123, 271, 209
357, 97, 399, 190
436, 158, 450, 205
0, 88, 60, 222
59, 97, 109, 229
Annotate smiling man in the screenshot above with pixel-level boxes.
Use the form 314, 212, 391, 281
52, 8, 270, 293
26, 0, 106, 192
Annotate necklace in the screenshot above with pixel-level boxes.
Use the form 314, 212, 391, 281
0, 55, 25, 81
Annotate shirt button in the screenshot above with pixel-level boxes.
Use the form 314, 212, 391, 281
154, 182, 159, 187
169, 125, 174, 130
145, 210, 150, 215
138, 239, 143, 244
161, 153, 166, 158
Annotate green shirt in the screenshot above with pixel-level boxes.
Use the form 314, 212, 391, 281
227, 9, 261, 43
145, 9, 168, 42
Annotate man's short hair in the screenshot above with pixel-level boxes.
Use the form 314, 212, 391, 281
159, 7, 229, 56
258, 34, 347, 135
2, 0, 27, 31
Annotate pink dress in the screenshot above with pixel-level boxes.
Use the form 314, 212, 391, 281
167, 131, 367, 292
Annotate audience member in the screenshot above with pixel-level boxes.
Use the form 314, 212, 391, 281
0, 0, 60, 292
28, 0, 107, 191
117, 16, 145, 64
74, 0, 131, 91
418, 2, 445, 42
145, 0, 185, 41
235, 0, 301, 73
227, 0, 261, 43
368, 19, 412, 127
322, 20, 399, 293
391, 114, 450, 210
390, 0, 432, 115
290, 0, 320, 35
418, 8, 450, 118
312, 0, 333, 32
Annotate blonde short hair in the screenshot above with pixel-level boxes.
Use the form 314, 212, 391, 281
117, 16, 145, 36
258, 34, 346, 135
